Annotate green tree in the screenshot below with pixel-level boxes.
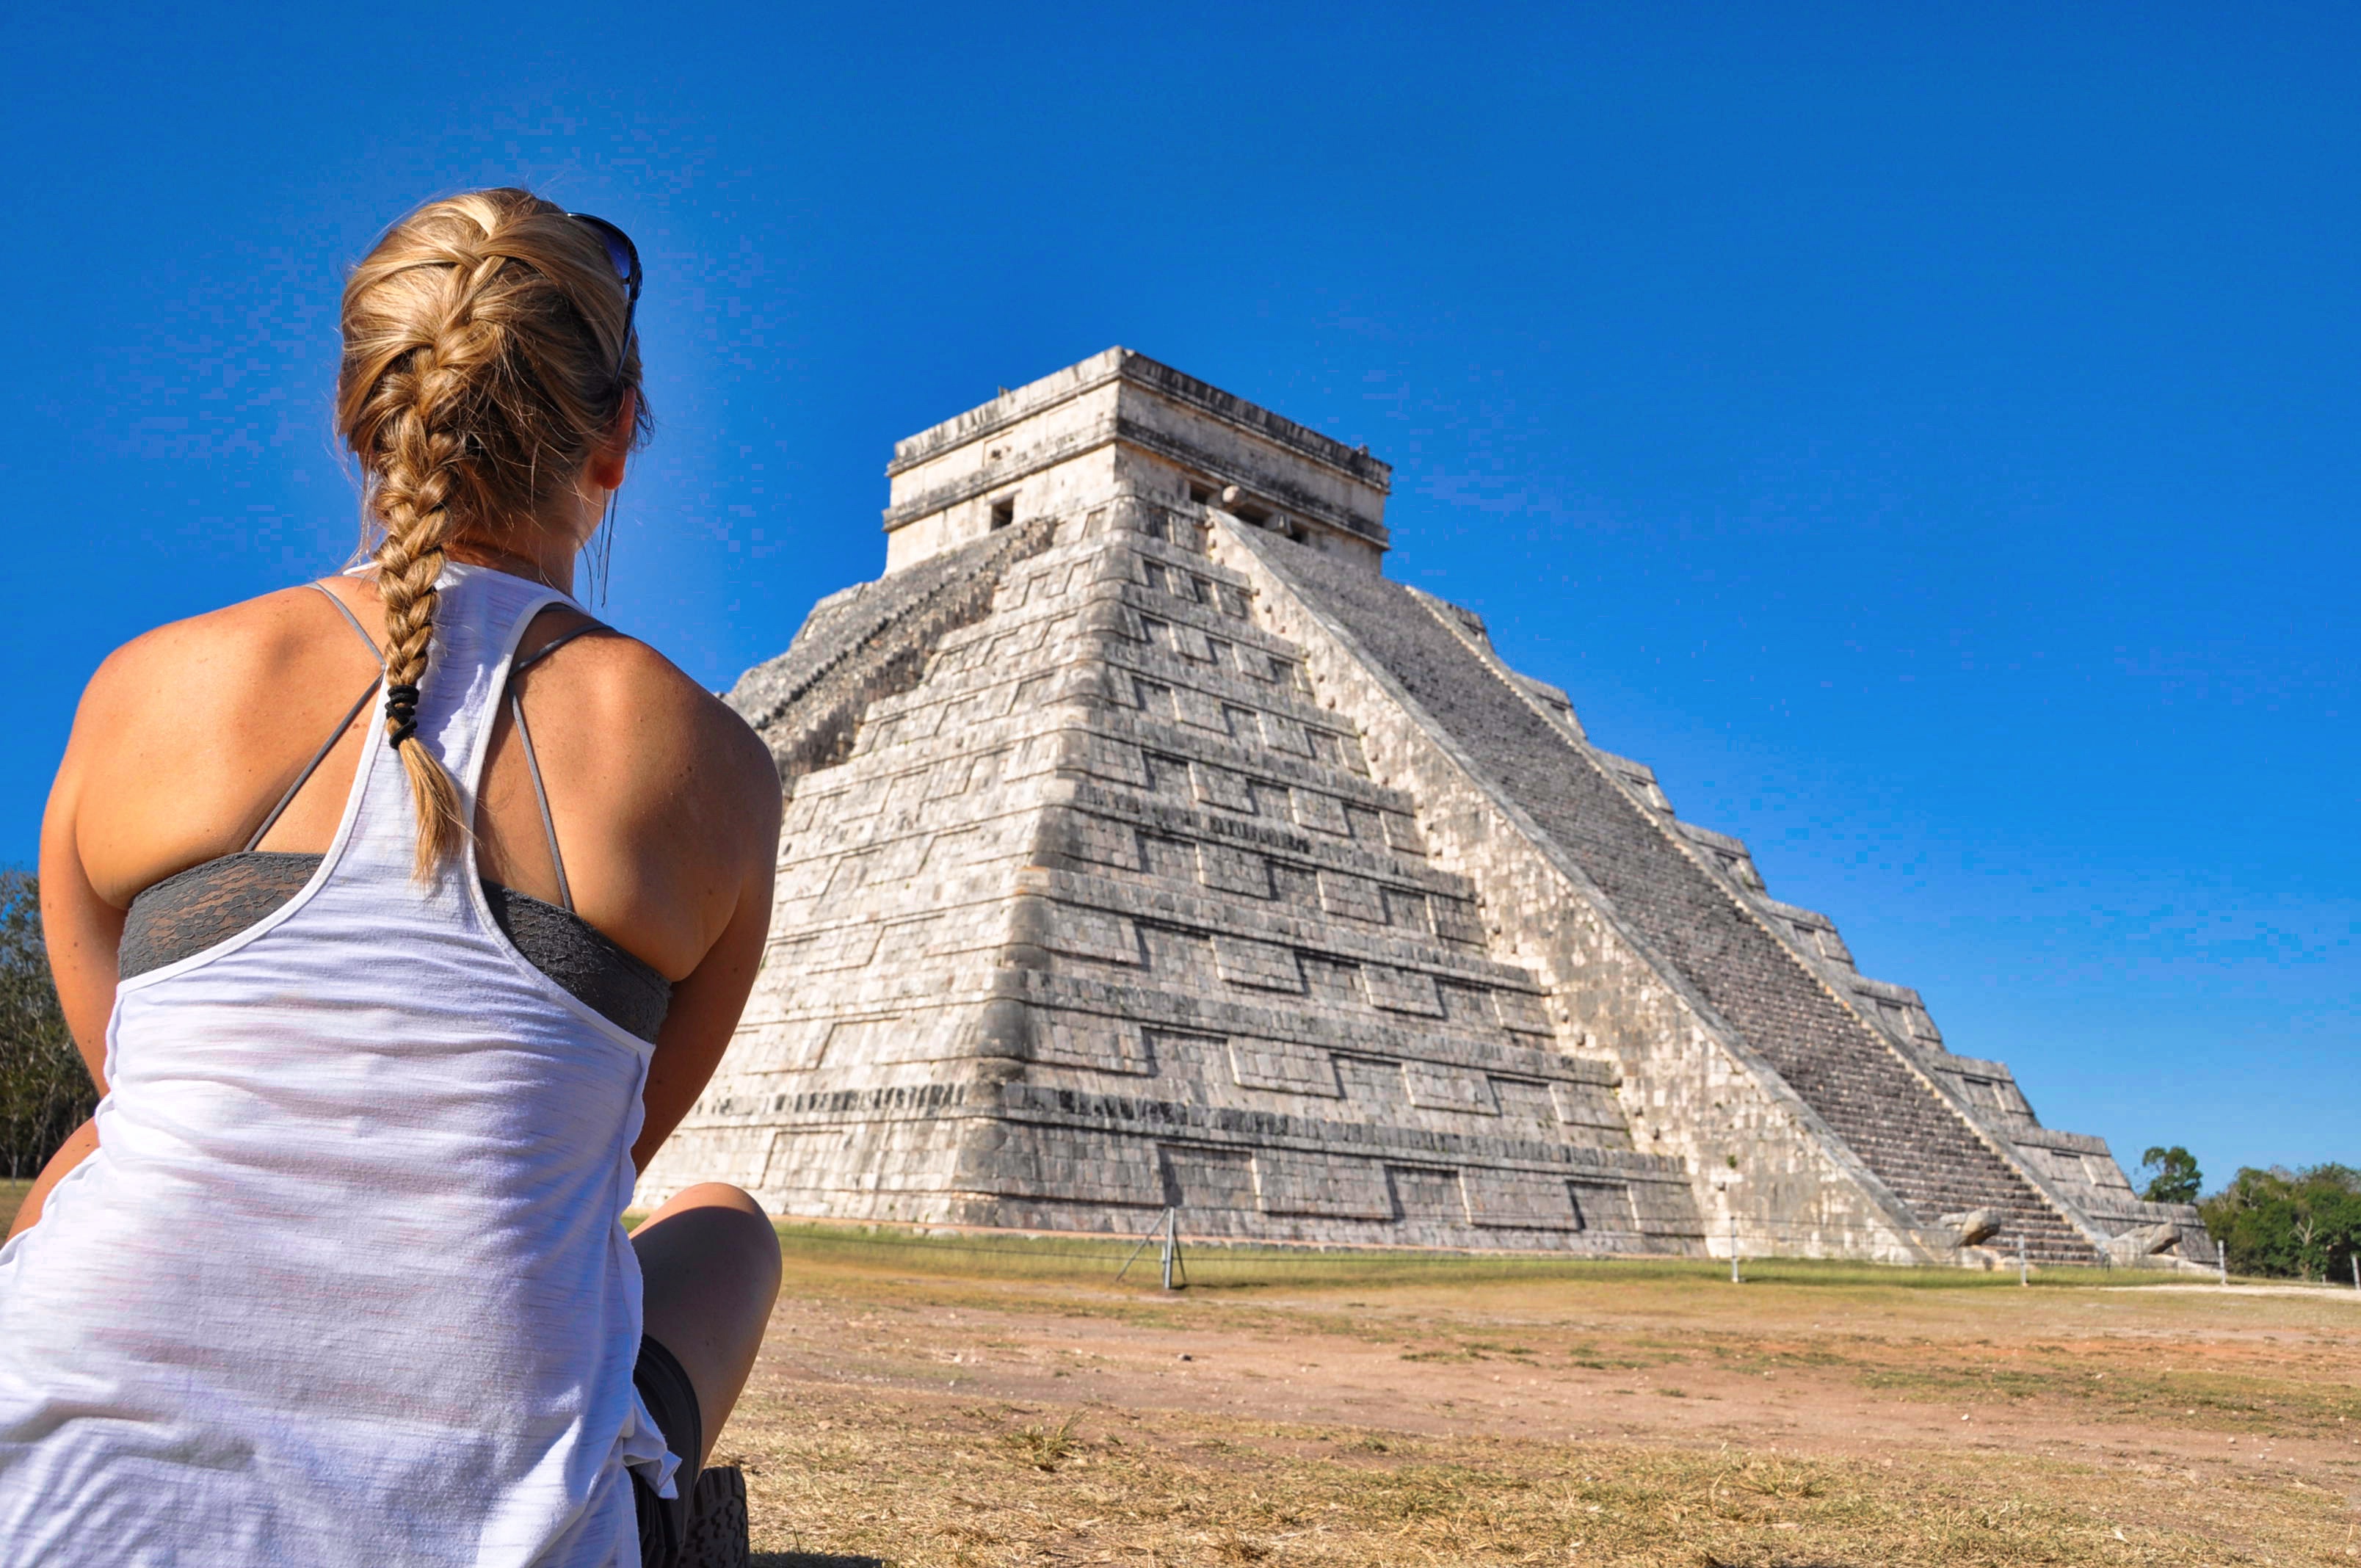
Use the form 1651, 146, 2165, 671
0, 870, 96, 1179
2139, 1144, 2202, 1205
2200, 1165, 2361, 1282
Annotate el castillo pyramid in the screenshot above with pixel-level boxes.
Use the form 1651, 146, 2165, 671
636, 349, 2213, 1267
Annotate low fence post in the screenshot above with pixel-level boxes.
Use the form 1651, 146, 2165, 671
1116, 1208, 1171, 1285
1728, 1213, 1740, 1285
2017, 1234, 2027, 1288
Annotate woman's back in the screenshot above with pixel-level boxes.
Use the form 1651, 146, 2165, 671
43, 559, 780, 1158
1, 563, 775, 1567
57, 571, 766, 988
9, 187, 783, 1568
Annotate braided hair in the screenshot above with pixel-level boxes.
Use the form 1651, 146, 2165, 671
335, 189, 648, 879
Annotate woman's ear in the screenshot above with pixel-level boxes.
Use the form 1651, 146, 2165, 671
587, 389, 637, 492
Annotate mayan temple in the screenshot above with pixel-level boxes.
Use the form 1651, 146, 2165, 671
635, 349, 2213, 1267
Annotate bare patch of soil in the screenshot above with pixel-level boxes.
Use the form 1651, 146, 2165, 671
720, 1238, 2361, 1565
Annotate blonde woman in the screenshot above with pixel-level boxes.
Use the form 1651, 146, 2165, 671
1, 189, 784, 1567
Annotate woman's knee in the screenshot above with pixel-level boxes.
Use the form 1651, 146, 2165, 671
634, 1184, 780, 1293
660, 1181, 769, 1222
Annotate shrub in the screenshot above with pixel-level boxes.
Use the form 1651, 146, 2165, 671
2200, 1164, 2361, 1282
0, 870, 94, 1178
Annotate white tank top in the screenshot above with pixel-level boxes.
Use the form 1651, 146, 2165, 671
0, 563, 675, 1567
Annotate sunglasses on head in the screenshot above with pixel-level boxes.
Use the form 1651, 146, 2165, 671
565, 211, 642, 384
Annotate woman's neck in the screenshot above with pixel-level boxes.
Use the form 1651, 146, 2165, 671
446, 536, 579, 595
435, 466, 613, 593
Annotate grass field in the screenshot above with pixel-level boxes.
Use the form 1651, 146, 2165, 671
0, 1177, 30, 1233
724, 1223, 2361, 1567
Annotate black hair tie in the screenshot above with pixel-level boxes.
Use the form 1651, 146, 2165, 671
384, 682, 421, 749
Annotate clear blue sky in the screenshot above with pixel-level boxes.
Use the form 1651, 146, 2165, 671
5, 4, 2351, 1188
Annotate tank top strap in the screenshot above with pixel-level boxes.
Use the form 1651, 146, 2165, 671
336, 564, 576, 887
237, 584, 388, 852
507, 620, 606, 913
413, 564, 574, 802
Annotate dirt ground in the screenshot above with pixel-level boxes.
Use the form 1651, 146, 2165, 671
721, 1231, 2361, 1567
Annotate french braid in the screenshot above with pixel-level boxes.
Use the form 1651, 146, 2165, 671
336, 190, 648, 879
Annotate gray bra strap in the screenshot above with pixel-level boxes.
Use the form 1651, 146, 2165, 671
308, 580, 382, 656
243, 584, 391, 851
509, 691, 573, 913
246, 678, 380, 852
512, 621, 602, 675
504, 620, 604, 915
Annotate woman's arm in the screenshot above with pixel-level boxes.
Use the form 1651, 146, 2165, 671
38, 676, 131, 1090
7, 1121, 98, 1241
15, 665, 139, 1238
631, 708, 782, 1173
632, 860, 774, 1172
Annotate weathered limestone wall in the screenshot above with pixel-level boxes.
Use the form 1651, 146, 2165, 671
1211, 518, 1940, 1262
644, 487, 1697, 1249
1585, 738, 2211, 1264
882, 349, 1389, 575
1217, 517, 2218, 1266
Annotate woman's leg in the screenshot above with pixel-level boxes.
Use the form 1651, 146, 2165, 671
632, 1183, 783, 1466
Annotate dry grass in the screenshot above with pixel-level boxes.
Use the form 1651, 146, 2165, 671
721, 1224, 2361, 1567
998, 1412, 1080, 1472
6, 1200, 2347, 1561
727, 1385, 2352, 1567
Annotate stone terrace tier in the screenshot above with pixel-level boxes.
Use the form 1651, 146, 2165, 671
1228, 526, 2102, 1263
639, 498, 1700, 1252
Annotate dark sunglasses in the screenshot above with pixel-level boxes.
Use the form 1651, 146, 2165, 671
566, 211, 642, 383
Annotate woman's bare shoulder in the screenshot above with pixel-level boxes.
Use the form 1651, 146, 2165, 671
76, 584, 363, 736
57, 584, 385, 904
528, 625, 781, 833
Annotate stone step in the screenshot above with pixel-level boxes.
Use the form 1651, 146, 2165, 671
1259, 538, 2100, 1264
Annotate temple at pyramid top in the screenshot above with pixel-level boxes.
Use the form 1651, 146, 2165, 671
880, 348, 1393, 574
642, 349, 2213, 1271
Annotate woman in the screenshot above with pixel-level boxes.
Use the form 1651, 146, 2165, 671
0, 189, 785, 1567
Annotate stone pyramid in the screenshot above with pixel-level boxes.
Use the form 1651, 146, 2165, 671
636, 349, 2213, 1266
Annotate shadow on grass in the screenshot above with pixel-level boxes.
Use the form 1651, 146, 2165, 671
750, 1555, 882, 1567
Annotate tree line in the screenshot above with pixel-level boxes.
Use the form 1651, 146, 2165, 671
2197, 1164, 2361, 1284
2137, 1144, 2359, 1283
